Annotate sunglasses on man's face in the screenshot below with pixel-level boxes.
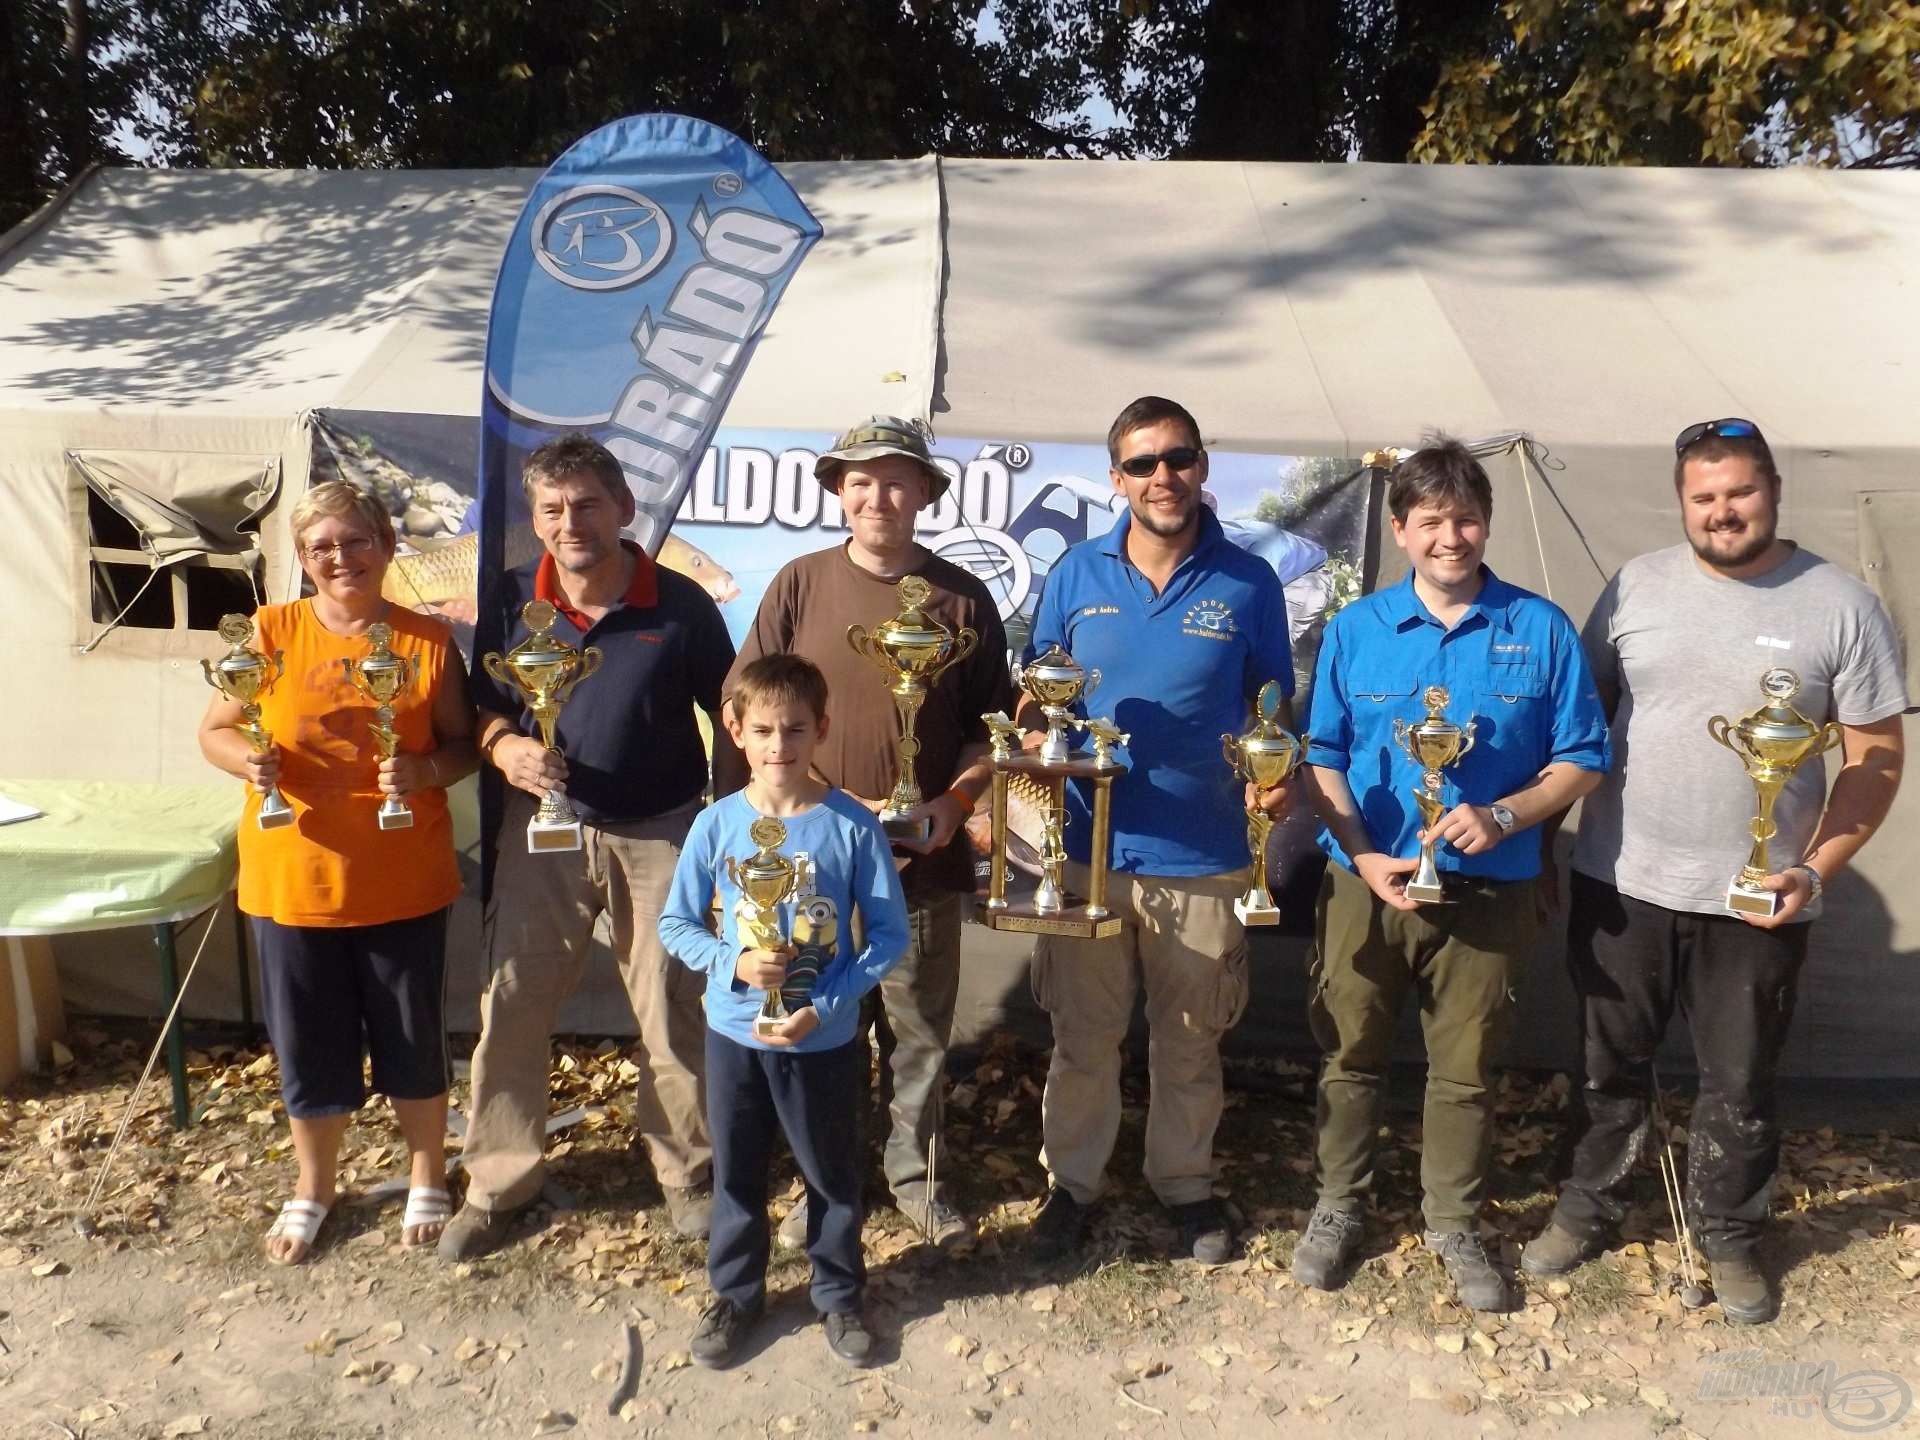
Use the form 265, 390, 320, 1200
1117, 446, 1202, 479
1674, 417, 1763, 453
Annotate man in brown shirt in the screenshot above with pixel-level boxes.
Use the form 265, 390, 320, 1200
722, 415, 1014, 1248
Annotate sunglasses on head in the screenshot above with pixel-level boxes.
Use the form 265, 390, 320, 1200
1117, 446, 1202, 478
1674, 417, 1764, 454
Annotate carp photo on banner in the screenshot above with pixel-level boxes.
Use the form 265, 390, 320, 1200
310, 413, 1375, 930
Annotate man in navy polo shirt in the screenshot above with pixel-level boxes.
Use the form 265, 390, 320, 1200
1019, 395, 1296, 1265
441, 434, 736, 1261
1294, 437, 1608, 1310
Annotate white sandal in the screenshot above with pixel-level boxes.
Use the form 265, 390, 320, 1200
402, 1186, 453, 1246
264, 1198, 330, 1265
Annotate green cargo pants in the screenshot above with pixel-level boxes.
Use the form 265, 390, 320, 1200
1308, 862, 1537, 1231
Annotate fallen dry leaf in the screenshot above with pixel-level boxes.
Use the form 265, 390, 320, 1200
532, 1410, 576, 1435
661, 1350, 691, 1372
31, 1260, 68, 1278
946, 1334, 979, 1360
1330, 1316, 1373, 1344
391, 1363, 422, 1386
981, 1349, 1014, 1377
1196, 1343, 1230, 1369
163, 1417, 211, 1438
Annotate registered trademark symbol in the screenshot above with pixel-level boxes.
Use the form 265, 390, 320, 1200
713, 172, 743, 197
1004, 443, 1031, 469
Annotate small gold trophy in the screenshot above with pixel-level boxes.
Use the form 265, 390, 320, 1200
1391, 686, 1478, 904
341, 621, 418, 831
202, 613, 295, 829
979, 645, 1125, 938
847, 575, 979, 842
481, 599, 603, 853
1707, 667, 1842, 917
1221, 680, 1306, 925
726, 817, 803, 1037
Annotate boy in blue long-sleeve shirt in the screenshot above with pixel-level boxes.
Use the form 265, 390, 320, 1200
659, 653, 908, 1369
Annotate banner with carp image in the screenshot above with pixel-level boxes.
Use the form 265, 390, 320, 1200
312, 411, 1375, 930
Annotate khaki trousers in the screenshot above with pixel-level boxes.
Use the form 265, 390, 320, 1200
463, 791, 711, 1211
859, 890, 964, 1208
1032, 863, 1249, 1207
1308, 862, 1535, 1231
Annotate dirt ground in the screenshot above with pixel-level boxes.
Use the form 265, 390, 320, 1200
3, 1023, 1917, 1440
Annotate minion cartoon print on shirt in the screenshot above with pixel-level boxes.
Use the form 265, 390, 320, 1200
783, 894, 838, 1011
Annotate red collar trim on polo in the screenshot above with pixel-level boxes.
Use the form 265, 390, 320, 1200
534, 539, 658, 630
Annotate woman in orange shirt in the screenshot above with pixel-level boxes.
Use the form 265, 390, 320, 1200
199, 481, 478, 1264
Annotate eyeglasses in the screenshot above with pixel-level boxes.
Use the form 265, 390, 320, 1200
1674, 418, 1763, 454
303, 536, 377, 561
1117, 447, 1202, 478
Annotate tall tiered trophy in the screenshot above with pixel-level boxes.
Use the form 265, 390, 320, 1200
846, 575, 979, 842
202, 613, 295, 829
341, 622, 418, 830
978, 645, 1126, 939
1707, 668, 1842, 917
480, 599, 602, 852
1221, 680, 1305, 925
1391, 686, 1477, 904
726, 817, 810, 1037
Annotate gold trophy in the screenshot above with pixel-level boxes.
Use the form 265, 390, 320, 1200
979, 645, 1124, 938
1221, 680, 1305, 925
726, 817, 805, 1037
202, 613, 295, 829
1708, 667, 1842, 917
1391, 686, 1478, 904
847, 574, 979, 842
341, 621, 418, 830
481, 599, 603, 852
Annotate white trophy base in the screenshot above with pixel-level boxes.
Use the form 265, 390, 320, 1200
1725, 881, 1777, 918
377, 807, 414, 831
257, 803, 295, 831
527, 816, 584, 853
1234, 898, 1281, 926
880, 808, 934, 844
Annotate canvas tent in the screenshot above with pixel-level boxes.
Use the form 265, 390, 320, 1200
3, 158, 1917, 1078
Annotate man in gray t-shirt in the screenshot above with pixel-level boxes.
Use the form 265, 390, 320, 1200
1522, 419, 1907, 1327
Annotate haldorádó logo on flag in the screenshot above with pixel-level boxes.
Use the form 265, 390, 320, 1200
478, 113, 822, 566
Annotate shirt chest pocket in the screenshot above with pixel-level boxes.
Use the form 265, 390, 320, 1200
1483, 662, 1547, 707
1347, 674, 1419, 707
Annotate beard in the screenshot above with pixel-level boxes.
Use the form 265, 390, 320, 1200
1687, 516, 1776, 569
1130, 491, 1200, 539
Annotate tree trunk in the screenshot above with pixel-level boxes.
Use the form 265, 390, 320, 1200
1181, 0, 1340, 161
60, 0, 94, 180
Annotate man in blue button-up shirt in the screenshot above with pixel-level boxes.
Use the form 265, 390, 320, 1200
1017, 396, 1298, 1267
1295, 437, 1609, 1311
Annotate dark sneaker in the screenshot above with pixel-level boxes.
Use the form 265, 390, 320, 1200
1291, 1204, 1363, 1291
776, 1197, 809, 1251
902, 1196, 973, 1250
691, 1298, 761, 1369
436, 1201, 523, 1263
823, 1310, 876, 1367
1029, 1188, 1089, 1262
1520, 1222, 1606, 1278
1170, 1198, 1236, 1265
1425, 1228, 1513, 1312
663, 1184, 713, 1241
1708, 1255, 1778, 1325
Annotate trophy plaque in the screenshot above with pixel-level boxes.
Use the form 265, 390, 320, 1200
726, 817, 811, 1037
1391, 686, 1478, 904
978, 647, 1126, 940
1707, 667, 1842, 917
480, 599, 603, 852
846, 574, 979, 842
341, 621, 418, 830
202, 613, 295, 829
1221, 680, 1306, 925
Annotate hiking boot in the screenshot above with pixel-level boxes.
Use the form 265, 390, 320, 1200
1169, 1198, 1236, 1265
776, 1197, 810, 1251
1425, 1228, 1513, 1312
1291, 1204, 1363, 1291
663, 1184, 713, 1241
1520, 1221, 1606, 1278
690, 1297, 761, 1369
902, 1196, 974, 1250
1029, 1188, 1089, 1262
823, 1310, 876, 1367
436, 1200, 524, 1263
1708, 1255, 1778, 1326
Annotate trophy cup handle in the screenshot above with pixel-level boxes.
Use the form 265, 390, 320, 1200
1457, 722, 1477, 760
1221, 733, 1240, 772
268, 648, 285, 684
397, 650, 418, 693
1706, 714, 1733, 750
1816, 721, 1844, 758
949, 627, 980, 668
482, 652, 514, 688
846, 624, 872, 662
1083, 668, 1102, 701
553, 646, 604, 704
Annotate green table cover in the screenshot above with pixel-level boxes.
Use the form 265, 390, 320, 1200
0, 779, 239, 936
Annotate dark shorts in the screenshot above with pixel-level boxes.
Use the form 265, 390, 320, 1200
250, 908, 451, 1119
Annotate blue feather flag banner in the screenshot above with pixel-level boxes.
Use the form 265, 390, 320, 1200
477, 113, 822, 576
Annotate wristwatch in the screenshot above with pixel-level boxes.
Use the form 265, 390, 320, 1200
1791, 863, 1825, 904
1488, 803, 1516, 835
